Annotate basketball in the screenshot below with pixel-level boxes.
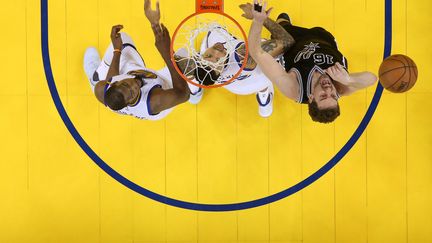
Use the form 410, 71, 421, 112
378, 54, 418, 93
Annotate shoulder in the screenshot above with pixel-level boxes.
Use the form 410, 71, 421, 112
94, 81, 109, 104
280, 70, 301, 101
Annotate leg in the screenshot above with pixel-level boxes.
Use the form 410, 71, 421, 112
83, 47, 102, 92
102, 32, 137, 66
99, 32, 146, 77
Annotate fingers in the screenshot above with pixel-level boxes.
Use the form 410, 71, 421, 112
335, 62, 343, 70
331, 65, 337, 73
239, 3, 252, 8
253, 0, 270, 13
156, 0, 160, 11
266, 7, 273, 16
112, 25, 123, 32
253, 0, 262, 13
325, 67, 335, 78
329, 64, 341, 74
144, 0, 150, 9
239, 3, 253, 19
326, 64, 343, 80
111, 25, 123, 37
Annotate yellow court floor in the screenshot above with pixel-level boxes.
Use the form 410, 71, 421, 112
1, 0, 432, 242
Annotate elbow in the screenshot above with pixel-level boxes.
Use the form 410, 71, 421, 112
177, 86, 191, 104
172, 77, 191, 103
282, 38, 295, 53
181, 91, 190, 103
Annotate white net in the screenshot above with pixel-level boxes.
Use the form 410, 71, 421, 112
172, 14, 247, 87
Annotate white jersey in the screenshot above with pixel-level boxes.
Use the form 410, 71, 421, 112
92, 33, 173, 120
107, 70, 173, 121
200, 27, 273, 95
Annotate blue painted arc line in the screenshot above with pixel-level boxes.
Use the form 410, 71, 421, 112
41, 0, 391, 212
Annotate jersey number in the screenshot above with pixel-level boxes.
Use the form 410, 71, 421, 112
313, 54, 334, 65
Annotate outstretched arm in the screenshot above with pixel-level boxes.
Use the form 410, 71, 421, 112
144, 0, 189, 114
248, 0, 299, 101
144, 0, 160, 25
326, 62, 378, 96
94, 25, 124, 104
239, 1, 294, 69
105, 25, 124, 80
148, 23, 190, 114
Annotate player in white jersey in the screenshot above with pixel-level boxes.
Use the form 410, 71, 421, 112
192, 3, 295, 117
83, 4, 191, 120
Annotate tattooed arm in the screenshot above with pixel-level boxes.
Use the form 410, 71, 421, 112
239, 3, 294, 69
263, 18, 294, 54
247, 1, 299, 101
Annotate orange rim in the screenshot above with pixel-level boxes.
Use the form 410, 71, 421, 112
170, 11, 249, 89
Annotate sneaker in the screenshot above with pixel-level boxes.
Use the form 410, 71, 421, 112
189, 87, 204, 105
83, 47, 101, 82
276, 13, 291, 25
256, 85, 274, 118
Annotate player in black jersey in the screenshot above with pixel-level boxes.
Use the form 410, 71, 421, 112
247, 0, 377, 123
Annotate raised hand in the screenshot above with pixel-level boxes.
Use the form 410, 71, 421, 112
326, 62, 351, 85
110, 25, 123, 50
239, 3, 254, 20
252, 0, 273, 24
151, 23, 171, 58
144, 0, 161, 25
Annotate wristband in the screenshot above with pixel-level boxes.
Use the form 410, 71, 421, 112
113, 49, 122, 54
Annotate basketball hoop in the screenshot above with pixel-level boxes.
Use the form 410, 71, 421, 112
170, 0, 249, 89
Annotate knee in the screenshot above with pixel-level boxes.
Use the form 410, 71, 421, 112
120, 32, 135, 45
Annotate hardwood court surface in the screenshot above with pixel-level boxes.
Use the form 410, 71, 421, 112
0, 0, 431, 242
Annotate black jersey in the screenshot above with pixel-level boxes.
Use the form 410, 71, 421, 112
283, 39, 348, 104
280, 25, 348, 104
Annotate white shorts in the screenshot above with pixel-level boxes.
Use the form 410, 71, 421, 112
93, 33, 146, 82
200, 26, 273, 95
223, 66, 273, 95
